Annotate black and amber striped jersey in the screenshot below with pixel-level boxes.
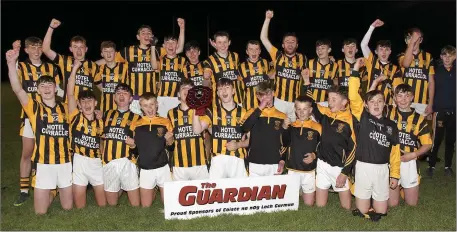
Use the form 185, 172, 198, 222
115, 46, 167, 96
307, 59, 338, 102
398, 50, 435, 104
94, 62, 128, 112
268, 47, 306, 102
157, 55, 186, 97
23, 98, 70, 164
239, 58, 271, 110
53, 54, 98, 101
200, 103, 247, 158
102, 109, 140, 164
337, 58, 366, 87
386, 106, 432, 153
203, 52, 243, 104
281, 119, 321, 172
364, 52, 403, 105
168, 105, 206, 167
183, 62, 204, 86
241, 107, 286, 164
69, 111, 103, 158
132, 116, 173, 170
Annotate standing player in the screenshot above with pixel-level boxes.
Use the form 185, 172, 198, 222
43, 19, 99, 102
260, 10, 307, 121
337, 38, 361, 87
360, 19, 403, 105
101, 84, 141, 206
307, 39, 339, 107
239, 40, 272, 110
6, 49, 73, 215
398, 28, 435, 116
67, 60, 106, 208
192, 79, 249, 179
168, 80, 209, 180
183, 41, 205, 86
94, 41, 128, 112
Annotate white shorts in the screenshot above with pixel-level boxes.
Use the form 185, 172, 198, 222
72, 153, 104, 187
35, 162, 72, 189
157, 96, 180, 118
21, 118, 35, 138
317, 101, 329, 107
248, 163, 279, 177
103, 158, 139, 192
140, 165, 172, 189
354, 161, 389, 201
209, 155, 248, 179
411, 103, 427, 116
288, 169, 316, 193
399, 160, 420, 188
316, 159, 349, 192
274, 97, 296, 122
172, 165, 209, 181
129, 99, 143, 116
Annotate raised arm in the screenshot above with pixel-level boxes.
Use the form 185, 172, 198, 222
176, 18, 185, 54
192, 110, 210, 134
361, 19, 384, 58
43, 19, 61, 61
67, 60, 82, 115
348, 58, 366, 121
260, 10, 274, 53
401, 32, 421, 68
6, 49, 29, 107
150, 45, 159, 70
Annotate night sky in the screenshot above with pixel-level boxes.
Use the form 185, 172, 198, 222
1, 1, 456, 81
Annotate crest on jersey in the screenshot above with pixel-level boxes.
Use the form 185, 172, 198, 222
307, 131, 314, 140
116, 118, 122, 125
336, 123, 345, 133
274, 120, 281, 130
157, 127, 165, 137
387, 126, 393, 135
438, 121, 444, 127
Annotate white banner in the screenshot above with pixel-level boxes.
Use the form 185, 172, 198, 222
164, 175, 300, 220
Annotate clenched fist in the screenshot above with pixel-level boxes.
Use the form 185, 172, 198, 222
5, 49, 19, 63
12, 40, 21, 51
50, 18, 61, 29
265, 10, 274, 19
177, 18, 185, 29
371, 19, 384, 28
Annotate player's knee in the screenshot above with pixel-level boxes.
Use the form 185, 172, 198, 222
35, 209, 48, 215
62, 205, 73, 211
405, 198, 418, 206
389, 199, 399, 207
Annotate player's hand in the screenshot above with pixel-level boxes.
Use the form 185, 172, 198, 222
335, 174, 348, 188
282, 118, 291, 129
329, 55, 336, 62
177, 18, 185, 29
208, 38, 217, 49
371, 19, 384, 28
204, 69, 212, 80
94, 110, 103, 120
301, 68, 310, 84
303, 153, 315, 164
265, 10, 274, 19
410, 32, 422, 44
400, 150, 417, 162
389, 178, 398, 189
12, 40, 21, 51
165, 131, 174, 140
275, 160, 285, 175
125, 136, 136, 148
50, 18, 61, 29
73, 60, 82, 69
258, 95, 270, 110
375, 74, 388, 83
225, 140, 239, 151
424, 104, 433, 116
5, 49, 19, 64
354, 58, 365, 71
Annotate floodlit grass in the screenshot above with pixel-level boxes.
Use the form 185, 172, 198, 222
1, 83, 455, 230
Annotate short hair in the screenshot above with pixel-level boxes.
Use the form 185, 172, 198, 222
404, 27, 423, 39
216, 78, 233, 88
255, 81, 274, 96
295, 95, 314, 105
213, 31, 230, 41
139, 92, 157, 101
343, 38, 358, 46
327, 85, 348, 100
37, 75, 56, 85
282, 32, 298, 43
24, 37, 42, 47
100, 41, 116, 51
184, 40, 200, 52
394, 83, 413, 95
316, 39, 331, 48
246, 40, 261, 49
376, 40, 392, 49
441, 45, 456, 56
364, 90, 385, 102
137, 25, 152, 35
78, 90, 96, 101
180, 79, 195, 89
115, 83, 133, 95
164, 35, 178, 42
70, 36, 87, 46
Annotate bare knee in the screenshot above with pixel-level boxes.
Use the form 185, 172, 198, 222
35, 209, 48, 215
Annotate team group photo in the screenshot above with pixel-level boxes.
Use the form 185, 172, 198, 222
1, 1, 456, 231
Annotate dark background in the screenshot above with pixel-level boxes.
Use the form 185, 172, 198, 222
1, 1, 456, 82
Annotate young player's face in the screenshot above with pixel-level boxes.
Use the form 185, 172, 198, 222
316, 45, 331, 59
114, 89, 133, 108
139, 98, 158, 117
394, 91, 413, 110
185, 48, 200, 63
328, 92, 347, 113
137, 28, 153, 46
441, 53, 456, 67
246, 44, 261, 61
179, 84, 193, 103
295, 101, 312, 121
217, 84, 235, 103
215, 36, 230, 54
101, 47, 116, 62
25, 44, 43, 61
256, 90, 274, 108
164, 39, 178, 56
79, 98, 97, 115
282, 36, 298, 55
365, 94, 385, 118
37, 82, 56, 100
376, 46, 391, 63
343, 43, 358, 59
69, 41, 88, 61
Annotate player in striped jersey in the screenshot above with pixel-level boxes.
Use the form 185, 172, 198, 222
67, 60, 106, 208
260, 10, 307, 122
239, 40, 272, 110
102, 84, 141, 206
168, 80, 209, 180
360, 19, 403, 105
7, 49, 73, 215
95, 41, 128, 112
183, 41, 205, 86
151, 35, 186, 117
43, 19, 99, 102
193, 78, 250, 179
307, 39, 339, 106
398, 28, 435, 116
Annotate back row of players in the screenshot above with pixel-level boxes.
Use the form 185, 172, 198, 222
6, 10, 455, 220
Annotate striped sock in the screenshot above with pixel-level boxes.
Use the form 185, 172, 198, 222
20, 177, 30, 194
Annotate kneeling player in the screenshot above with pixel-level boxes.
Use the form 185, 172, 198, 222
282, 95, 322, 206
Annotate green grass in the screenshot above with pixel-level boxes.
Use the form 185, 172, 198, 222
1, 83, 456, 231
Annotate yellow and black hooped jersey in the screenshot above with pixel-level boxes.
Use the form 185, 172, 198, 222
53, 54, 98, 102
157, 55, 186, 97
337, 58, 366, 87
102, 109, 140, 165
200, 103, 247, 158
398, 50, 435, 104
268, 46, 306, 102
364, 52, 403, 105
168, 105, 206, 167
94, 62, 128, 112
69, 111, 103, 158
203, 52, 243, 104
307, 59, 338, 102
239, 58, 271, 110
183, 62, 204, 86
23, 98, 70, 164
